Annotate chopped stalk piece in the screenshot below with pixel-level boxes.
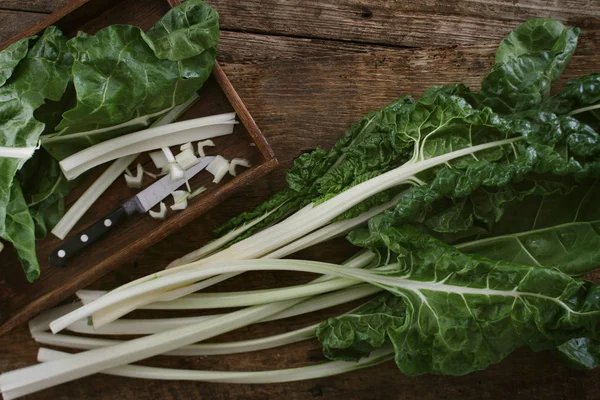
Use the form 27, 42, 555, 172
189, 186, 207, 199
229, 158, 251, 176
149, 151, 169, 169
206, 155, 229, 184
161, 147, 175, 163
124, 164, 144, 189
197, 139, 215, 157
171, 191, 189, 211
167, 162, 185, 181
0, 242, 3, 254
180, 142, 194, 152
149, 202, 167, 220
175, 148, 199, 170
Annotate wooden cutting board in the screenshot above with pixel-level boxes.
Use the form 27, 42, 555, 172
0, 0, 278, 335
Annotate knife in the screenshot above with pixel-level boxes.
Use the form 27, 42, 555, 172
48, 156, 215, 267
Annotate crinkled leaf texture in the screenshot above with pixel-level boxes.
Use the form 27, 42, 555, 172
0, 27, 72, 281
480, 18, 579, 113
42, 0, 219, 160
319, 225, 600, 376
457, 179, 600, 276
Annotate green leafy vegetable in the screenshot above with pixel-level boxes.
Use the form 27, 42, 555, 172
42, 0, 219, 160
319, 225, 600, 375
0, 27, 72, 280
0, 0, 220, 281
480, 18, 579, 113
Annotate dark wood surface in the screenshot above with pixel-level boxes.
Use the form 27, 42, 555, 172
1, 1, 600, 399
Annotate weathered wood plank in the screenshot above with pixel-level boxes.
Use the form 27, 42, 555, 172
217, 31, 374, 64
0, 0, 71, 13
5, 0, 599, 50
0, 10, 47, 44
205, 0, 600, 48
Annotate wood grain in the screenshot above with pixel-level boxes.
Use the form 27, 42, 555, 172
0, 10, 47, 44
205, 0, 600, 48
2, 0, 600, 399
0, 0, 71, 13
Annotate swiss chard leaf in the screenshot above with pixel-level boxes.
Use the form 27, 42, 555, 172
321, 225, 600, 376
144, 0, 219, 61
42, 0, 219, 160
317, 293, 405, 361
480, 19, 579, 113
2, 182, 40, 281
457, 179, 600, 275
555, 338, 600, 369
0, 36, 34, 87
0, 27, 72, 280
542, 73, 600, 131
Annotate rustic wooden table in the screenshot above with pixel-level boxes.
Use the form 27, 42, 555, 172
2, 1, 600, 399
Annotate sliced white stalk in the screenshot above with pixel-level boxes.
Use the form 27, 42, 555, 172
149, 151, 169, 169
51, 155, 138, 239
65, 315, 218, 335
265, 191, 408, 260
60, 115, 236, 180
52, 251, 375, 333
197, 139, 215, 157
105, 278, 360, 310
175, 148, 198, 170
180, 142, 193, 152
166, 204, 286, 269
124, 163, 144, 189
50, 95, 201, 239
162, 147, 185, 181
2, 299, 302, 399
77, 281, 376, 313
43, 284, 379, 335
229, 158, 251, 176
162, 147, 175, 163
0, 145, 36, 160
0, 242, 4, 254
90, 245, 375, 327
170, 191, 190, 211
168, 162, 185, 181
33, 324, 316, 356
189, 186, 207, 199
148, 202, 167, 220
28, 303, 82, 334
36, 347, 393, 384
206, 155, 230, 184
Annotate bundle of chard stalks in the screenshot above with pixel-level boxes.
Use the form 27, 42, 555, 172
3, 17, 600, 400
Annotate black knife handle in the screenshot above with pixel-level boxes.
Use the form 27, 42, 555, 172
48, 207, 129, 267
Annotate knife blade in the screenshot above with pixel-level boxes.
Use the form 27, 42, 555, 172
48, 156, 215, 267
124, 156, 215, 214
